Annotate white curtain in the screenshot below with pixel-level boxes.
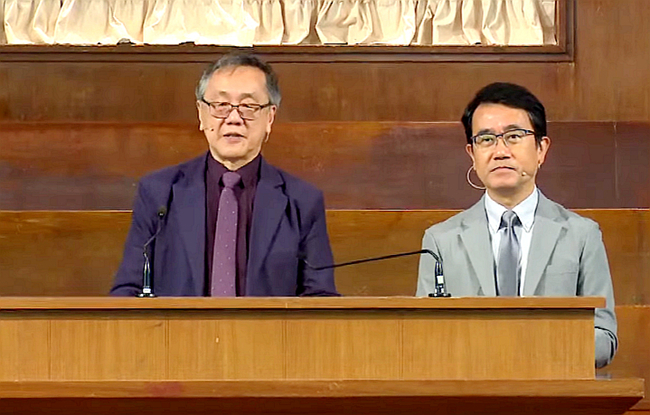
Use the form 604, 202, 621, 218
4, 0, 60, 44
316, 0, 418, 45
282, 0, 319, 44
0, 0, 5, 43
414, 0, 555, 45
144, 0, 261, 45
55, 0, 149, 44
2, 0, 557, 46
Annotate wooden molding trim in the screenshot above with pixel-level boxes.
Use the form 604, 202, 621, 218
0, 379, 643, 399
0, 296, 605, 310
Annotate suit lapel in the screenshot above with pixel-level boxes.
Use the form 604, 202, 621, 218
247, 158, 287, 291
523, 193, 565, 296
459, 197, 497, 296
173, 154, 207, 295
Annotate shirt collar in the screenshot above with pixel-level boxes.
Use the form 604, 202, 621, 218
207, 153, 261, 188
485, 187, 538, 233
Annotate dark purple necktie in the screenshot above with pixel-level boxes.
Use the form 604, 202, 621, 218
211, 171, 241, 297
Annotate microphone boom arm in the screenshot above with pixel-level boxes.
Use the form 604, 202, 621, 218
303, 249, 450, 298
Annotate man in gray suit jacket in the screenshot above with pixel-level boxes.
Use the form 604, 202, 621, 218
417, 83, 617, 368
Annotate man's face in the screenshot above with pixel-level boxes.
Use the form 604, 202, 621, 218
466, 103, 550, 199
197, 66, 276, 169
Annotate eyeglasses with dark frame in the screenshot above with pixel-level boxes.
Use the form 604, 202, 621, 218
200, 99, 273, 120
471, 128, 536, 149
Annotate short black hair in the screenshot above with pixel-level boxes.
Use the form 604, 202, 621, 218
195, 53, 281, 107
461, 82, 546, 145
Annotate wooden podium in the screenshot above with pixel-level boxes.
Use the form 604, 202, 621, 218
0, 297, 643, 414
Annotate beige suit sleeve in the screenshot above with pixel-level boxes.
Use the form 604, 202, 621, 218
578, 221, 618, 368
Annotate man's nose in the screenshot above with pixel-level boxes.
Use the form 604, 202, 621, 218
225, 107, 244, 123
493, 137, 512, 158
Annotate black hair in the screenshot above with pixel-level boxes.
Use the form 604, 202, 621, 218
461, 82, 546, 145
195, 53, 281, 107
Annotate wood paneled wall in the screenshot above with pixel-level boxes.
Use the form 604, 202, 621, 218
0, 1, 648, 124
1, 121, 648, 210
0, 209, 647, 303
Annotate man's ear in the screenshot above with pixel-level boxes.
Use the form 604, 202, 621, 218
537, 136, 551, 165
266, 105, 277, 135
197, 101, 207, 131
465, 143, 476, 165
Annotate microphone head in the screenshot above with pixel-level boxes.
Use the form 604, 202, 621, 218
522, 171, 527, 176
157, 207, 167, 218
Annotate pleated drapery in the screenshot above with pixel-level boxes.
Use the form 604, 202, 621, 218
0, 0, 557, 46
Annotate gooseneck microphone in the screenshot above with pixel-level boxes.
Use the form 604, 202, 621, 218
138, 206, 167, 298
302, 249, 451, 297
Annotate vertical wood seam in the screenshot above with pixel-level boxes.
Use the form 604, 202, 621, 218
165, 317, 169, 380
47, 319, 52, 380
399, 313, 404, 380
282, 312, 287, 380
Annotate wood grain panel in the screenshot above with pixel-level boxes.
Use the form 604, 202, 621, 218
167, 315, 285, 380
330, 211, 455, 296
285, 314, 401, 379
0, 303, 648, 408
49, 319, 167, 380
0, 61, 571, 123
0, 300, 601, 382
0, 211, 131, 296
0, 123, 206, 209
615, 123, 650, 209
402, 310, 594, 380
577, 210, 650, 305
575, 0, 650, 121
0, 296, 604, 310
0, 121, 648, 210
0, 1, 647, 124
0, 378, 642, 398
0, 209, 647, 304
0, 320, 50, 380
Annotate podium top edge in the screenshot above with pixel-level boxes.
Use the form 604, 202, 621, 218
0, 296, 605, 310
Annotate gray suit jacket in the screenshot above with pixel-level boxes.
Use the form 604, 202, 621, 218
416, 192, 617, 368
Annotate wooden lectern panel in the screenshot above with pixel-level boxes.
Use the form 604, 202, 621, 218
168, 316, 286, 380
402, 310, 594, 380
0, 320, 50, 381
284, 314, 402, 379
0, 297, 600, 382
49, 319, 168, 380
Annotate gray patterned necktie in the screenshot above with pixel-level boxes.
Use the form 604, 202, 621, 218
497, 210, 521, 296
211, 171, 241, 297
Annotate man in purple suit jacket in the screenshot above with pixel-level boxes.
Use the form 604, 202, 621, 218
111, 54, 338, 297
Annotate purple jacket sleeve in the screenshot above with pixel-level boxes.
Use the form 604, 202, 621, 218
297, 190, 338, 296
110, 180, 158, 296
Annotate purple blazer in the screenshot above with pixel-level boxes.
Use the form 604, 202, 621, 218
111, 153, 338, 297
